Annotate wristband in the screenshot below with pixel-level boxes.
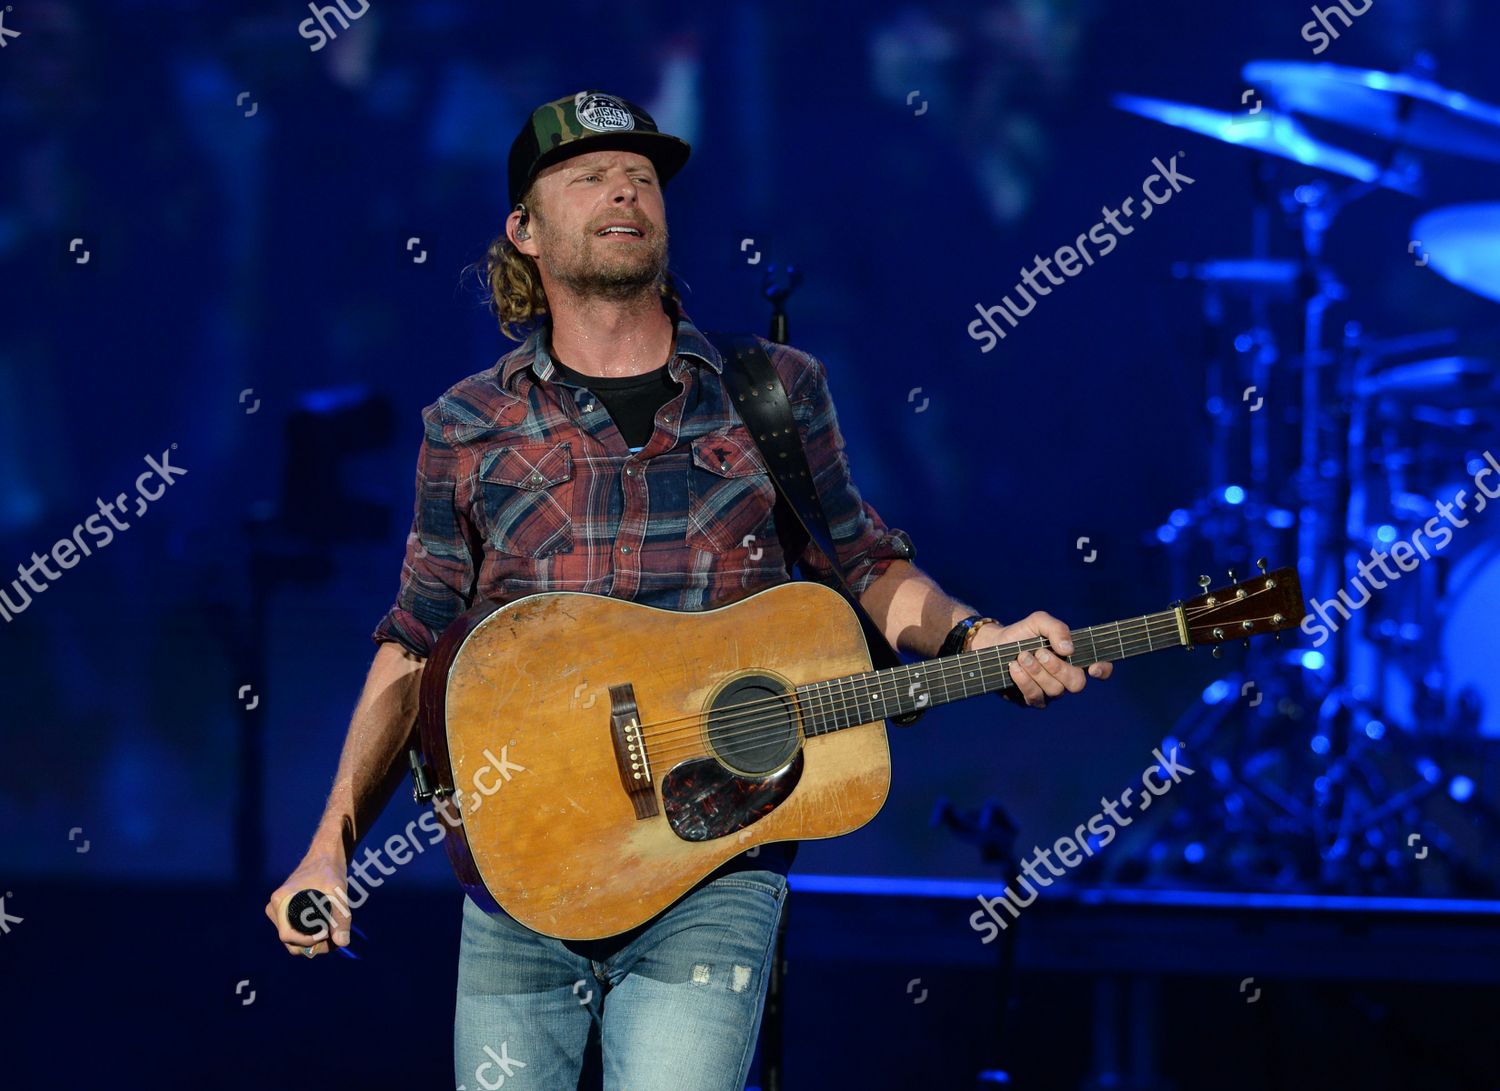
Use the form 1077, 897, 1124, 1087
939, 614, 984, 657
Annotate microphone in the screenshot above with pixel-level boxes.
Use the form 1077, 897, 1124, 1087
287, 888, 366, 960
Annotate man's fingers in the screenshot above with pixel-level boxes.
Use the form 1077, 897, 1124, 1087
1008, 647, 1096, 706
1001, 618, 1110, 707
1027, 611, 1074, 655
329, 897, 352, 947
1033, 648, 1086, 694
1008, 660, 1048, 708
1016, 650, 1066, 698
281, 917, 329, 946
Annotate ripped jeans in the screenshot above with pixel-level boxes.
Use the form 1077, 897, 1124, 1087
454, 869, 788, 1090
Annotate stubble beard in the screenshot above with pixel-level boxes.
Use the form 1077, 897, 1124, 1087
546, 222, 671, 305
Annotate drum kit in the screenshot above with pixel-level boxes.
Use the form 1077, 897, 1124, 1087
1109, 60, 1500, 895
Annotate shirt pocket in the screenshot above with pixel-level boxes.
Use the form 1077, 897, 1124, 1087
687, 427, 778, 554
476, 442, 574, 558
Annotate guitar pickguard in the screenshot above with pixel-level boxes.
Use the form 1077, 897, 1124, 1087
660, 752, 804, 842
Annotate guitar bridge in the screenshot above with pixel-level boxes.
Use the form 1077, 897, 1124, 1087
609, 682, 659, 820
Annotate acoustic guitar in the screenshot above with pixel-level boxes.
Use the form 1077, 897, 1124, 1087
416, 564, 1305, 939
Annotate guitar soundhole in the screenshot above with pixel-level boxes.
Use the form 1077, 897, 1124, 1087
706, 674, 800, 775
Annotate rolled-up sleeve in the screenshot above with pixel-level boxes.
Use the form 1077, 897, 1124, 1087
785, 348, 916, 596
370, 406, 480, 659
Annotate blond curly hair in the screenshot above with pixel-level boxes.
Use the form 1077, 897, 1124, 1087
473, 187, 683, 342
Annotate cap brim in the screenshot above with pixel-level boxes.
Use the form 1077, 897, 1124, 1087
528, 131, 691, 191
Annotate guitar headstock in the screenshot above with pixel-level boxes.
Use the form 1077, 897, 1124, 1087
1178, 561, 1306, 648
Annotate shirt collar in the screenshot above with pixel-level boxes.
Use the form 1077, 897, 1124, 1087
498, 306, 724, 394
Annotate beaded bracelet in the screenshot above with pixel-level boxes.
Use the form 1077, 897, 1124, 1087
963, 617, 999, 649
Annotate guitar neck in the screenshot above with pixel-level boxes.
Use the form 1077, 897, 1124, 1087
796, 608, 1185, 734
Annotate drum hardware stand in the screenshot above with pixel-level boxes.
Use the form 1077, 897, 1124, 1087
1129, 148, 1500, 892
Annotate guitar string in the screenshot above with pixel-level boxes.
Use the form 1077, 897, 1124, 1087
631, 590, 1266, 753
637, 621, 1190, 765
635, 614, 1170, 740
636, 592, 1290, 762
636, 600, 1259, 758
641, 610, 1285, 767
633, 588, 1290, 759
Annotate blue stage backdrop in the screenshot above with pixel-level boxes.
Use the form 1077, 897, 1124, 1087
5, 0, 1500, 889
3, 1, 1500, 1086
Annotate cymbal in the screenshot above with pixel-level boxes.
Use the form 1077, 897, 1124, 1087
1356, 355, 1500, 403
1112, 93, 1417, 192
1412, 204, 1500, 305
1243, 61, 1500, 163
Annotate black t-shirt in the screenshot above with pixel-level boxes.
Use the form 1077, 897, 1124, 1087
549, 355, 680, 451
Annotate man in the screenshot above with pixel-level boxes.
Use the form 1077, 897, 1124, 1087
266, 90, 1112, 1089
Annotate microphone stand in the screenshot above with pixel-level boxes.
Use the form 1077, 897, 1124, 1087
759, 263, 799, 1091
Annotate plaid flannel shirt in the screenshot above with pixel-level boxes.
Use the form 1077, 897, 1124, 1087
371, 308, 916, 659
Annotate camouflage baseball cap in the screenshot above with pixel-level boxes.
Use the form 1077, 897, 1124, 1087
508, 90, 692, 208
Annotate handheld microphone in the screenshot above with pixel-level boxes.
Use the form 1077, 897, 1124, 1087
287, 888, 366, 960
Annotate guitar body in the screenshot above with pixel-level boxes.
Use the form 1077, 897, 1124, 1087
419, 581, 891, 940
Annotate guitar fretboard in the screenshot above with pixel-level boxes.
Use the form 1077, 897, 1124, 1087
794, 609, 1184, 733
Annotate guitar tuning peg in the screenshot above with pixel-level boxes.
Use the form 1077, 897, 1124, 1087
1256, 557, 1269, 574
1198, 575, 1212, 589
1212, 646, 1223, 659
1227, 568, 1237, 583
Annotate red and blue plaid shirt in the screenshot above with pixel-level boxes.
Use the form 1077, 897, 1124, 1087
371, 307, 916, 659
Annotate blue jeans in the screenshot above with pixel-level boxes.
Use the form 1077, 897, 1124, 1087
455, 868, 788, 1090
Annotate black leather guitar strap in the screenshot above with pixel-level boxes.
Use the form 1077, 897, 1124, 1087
705, 330, 923, 725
